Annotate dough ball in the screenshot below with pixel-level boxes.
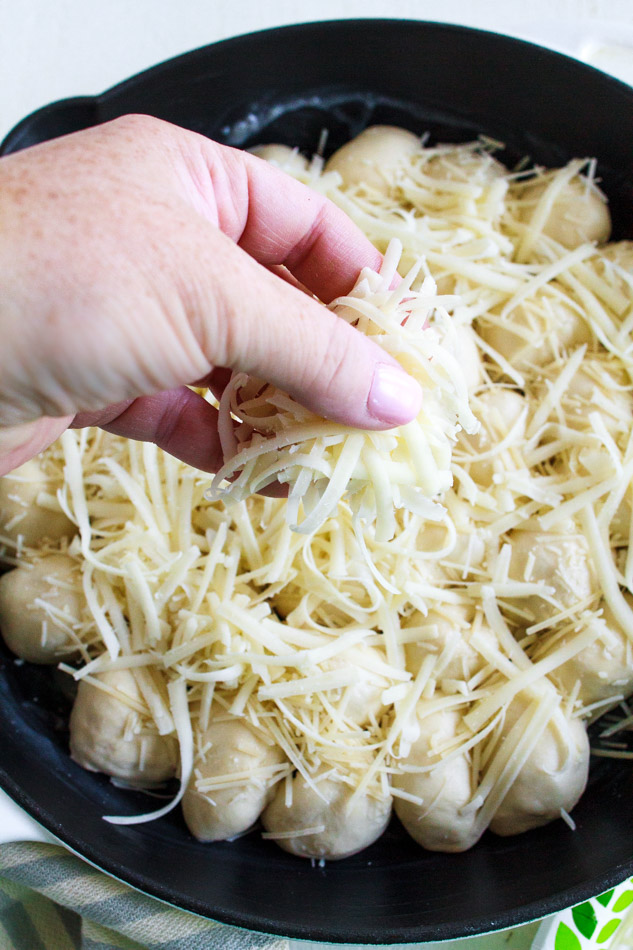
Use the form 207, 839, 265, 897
403, 605, 492, 684
489, 702, 589, 836
561, 361, 633, 440
506, 526, 598, 627
273, 577, 377, 626
0, 553, 83, 663
261, 772, 392, 860
393, 708, 481, 852
599, 240, 633, 271
528, 355, 633, 446
553, 600, 633, 706
411, 146, 507, 225
595, 239, 633, 303
249, 144, 309, 175
458, 388, 527, 484
423, 147, 506, 187
476, 295, 592, 376
69, 669, 178, 787
516, 174, 611, 248
325, 125, 420, 195
413, 521, 487, 581
182, 713, 285, 842
0, 460, 76, 546
320, 643, 390, 724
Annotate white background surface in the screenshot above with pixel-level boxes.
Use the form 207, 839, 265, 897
1, 1, 633, 947
2, 0, 633, 140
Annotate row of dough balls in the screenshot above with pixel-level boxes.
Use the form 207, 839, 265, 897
3, 528, 628, 715
66, 669, 589, 859
252, 124, 612, 251
0, 539, 607, 859
0, 127, 627, 860
1, 369, 631, 857
3, 457, 629, 714
254, 127, 632, 388
0, 436, 629, 854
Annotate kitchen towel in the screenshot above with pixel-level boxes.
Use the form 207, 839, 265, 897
531, 878, 633, 949
0, 841, 289, 950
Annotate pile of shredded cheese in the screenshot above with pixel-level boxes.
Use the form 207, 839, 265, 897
2, 134, 633, 850
209, 239, 478, 542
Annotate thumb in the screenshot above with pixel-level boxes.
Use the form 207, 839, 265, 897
191, 229, 422, 430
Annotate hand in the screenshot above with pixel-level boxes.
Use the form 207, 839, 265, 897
0, 115, 422, 475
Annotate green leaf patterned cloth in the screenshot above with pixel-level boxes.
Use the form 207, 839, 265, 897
0, 842, 289, 950
533, 878, 633, 950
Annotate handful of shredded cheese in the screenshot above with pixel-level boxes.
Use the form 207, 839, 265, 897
208, 240, 478, 541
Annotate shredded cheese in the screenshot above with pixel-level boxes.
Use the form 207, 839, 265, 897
208, 243, 477, 541
2, 135, 633, 853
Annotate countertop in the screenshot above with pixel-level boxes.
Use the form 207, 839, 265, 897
1, 1, 633, 947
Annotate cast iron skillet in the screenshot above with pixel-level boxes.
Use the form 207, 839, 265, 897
2, 19, 633, 945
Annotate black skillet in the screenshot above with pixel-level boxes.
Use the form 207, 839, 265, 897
2, 19, 633, 945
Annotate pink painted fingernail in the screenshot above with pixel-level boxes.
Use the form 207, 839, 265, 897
367, 363, 423, 426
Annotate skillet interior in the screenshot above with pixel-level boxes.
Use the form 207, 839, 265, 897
2, 19, 633, 944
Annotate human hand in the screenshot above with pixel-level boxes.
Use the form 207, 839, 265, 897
0, 115, 422, 476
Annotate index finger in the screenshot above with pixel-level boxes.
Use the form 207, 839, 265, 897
219, 145, 383, 302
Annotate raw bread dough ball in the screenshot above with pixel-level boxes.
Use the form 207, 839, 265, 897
273, 577, 372, 625
528, 354, 633, 445
489, 701, 589, 836
559, 360, 633, 440
320, 643, 390, 724
458, 388, 527, 484
517, 175, 611, 248
506, 526, 598, 627
0, 554, 83, 663
406, 146, 508, 245
69, 669, 178, 787
423, 145, 508, 185
0, 460, 76, 546
595, 239, 633, 304
182, 713, 285, 842
411, 149, 507, 291
261, 771, 392, 860
403, 605, 493, 684
599, 240, 633, 271
413, 520, 488, 581
393, 708, 481, 852
325, 125, 420, 195
476, 295, 592, 376
553, 600, 633, 706
423, 147, 506, 186
415, 146, 507, 224
249, 143, 309, 175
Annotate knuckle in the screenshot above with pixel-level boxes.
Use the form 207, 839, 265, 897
153, 391, 189, 449
304, 316, 358, 402
112, 113, 160, 133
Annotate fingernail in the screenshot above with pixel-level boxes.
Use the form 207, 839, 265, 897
367, 363, 422, 426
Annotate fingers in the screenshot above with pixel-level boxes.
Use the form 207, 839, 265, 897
212, 145, 384, 302
190, 139, 422, 428
189, 229, 421, 430
0, 116, 422, 480
72, 388, 224, 473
